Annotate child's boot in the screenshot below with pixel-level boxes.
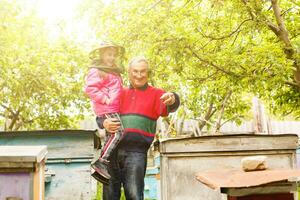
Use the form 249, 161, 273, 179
91, 171, 109, 185
91, 158, 111, 180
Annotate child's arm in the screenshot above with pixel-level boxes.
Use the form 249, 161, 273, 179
84, 68, 109, 104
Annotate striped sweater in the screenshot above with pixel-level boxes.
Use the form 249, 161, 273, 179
118, 84, 179, 152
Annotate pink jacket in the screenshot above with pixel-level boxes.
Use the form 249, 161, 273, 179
84, 68, 122, 116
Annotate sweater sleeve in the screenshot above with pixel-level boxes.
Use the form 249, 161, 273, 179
167, 92, 180, 112
84, 68, 108, 104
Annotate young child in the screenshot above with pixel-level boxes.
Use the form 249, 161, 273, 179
84, 41, 124, 185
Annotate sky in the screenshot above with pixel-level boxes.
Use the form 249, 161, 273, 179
23, 0, 100, 48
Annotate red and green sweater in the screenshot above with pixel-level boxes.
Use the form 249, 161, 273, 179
118, 84, 180, 152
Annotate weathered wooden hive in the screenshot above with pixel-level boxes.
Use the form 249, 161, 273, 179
159, 134, 298, 200
0, 130, 98, 200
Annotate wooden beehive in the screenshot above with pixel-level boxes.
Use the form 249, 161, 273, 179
159, 134, 298, 200
0, 146, 47, 200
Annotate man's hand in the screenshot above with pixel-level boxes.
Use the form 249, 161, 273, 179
103, 118, 121, 133
160, 92, 175, 106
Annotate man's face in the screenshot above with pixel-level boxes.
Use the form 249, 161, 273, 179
101, 47, 118, 67
129, 61, 149, 88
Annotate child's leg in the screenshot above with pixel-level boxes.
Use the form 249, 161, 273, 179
100, 113, 124, 161
91, 115, 117, 182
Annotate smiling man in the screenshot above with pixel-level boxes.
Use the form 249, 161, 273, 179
100, 56, 180, 200
128, 58, 149, 88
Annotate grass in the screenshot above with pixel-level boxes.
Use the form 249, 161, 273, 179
94, 183, 126, 200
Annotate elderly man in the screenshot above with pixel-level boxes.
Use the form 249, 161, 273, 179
99, 56, 180, 200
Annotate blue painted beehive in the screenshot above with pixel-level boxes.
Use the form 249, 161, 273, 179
144, 155, 160, 200
0, 130, 98, 200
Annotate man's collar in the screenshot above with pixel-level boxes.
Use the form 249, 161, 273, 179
129, 83, 148, 91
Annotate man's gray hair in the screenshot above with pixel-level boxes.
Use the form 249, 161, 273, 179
128, 56, 149, 69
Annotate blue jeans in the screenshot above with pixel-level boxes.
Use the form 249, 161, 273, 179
103, 148, 147, 200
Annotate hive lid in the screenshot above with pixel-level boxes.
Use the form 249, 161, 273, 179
0, 146, 47, 163
196, 169, 300, 189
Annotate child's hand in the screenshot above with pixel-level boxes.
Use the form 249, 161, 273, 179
105, 97, 111, 105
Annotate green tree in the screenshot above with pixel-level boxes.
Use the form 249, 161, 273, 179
0, 0, 90, 130
81, 0, 300, 134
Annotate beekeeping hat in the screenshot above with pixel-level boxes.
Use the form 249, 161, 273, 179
89, 41, 125, 60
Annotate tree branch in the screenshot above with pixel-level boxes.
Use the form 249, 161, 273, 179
266, 21, 281, 37
285, 81, 300, 88
270, 0, 300, 87
241, 0, 256, 19
290, 33, 300, 40
8, 109, 21, 130
198, 19, 252, 40
281, 7, 294, 17
271, 0, 292, 49
242, 0, 299, 87
200, 39, 214, 49
213, 91, 232, 134
231, 30, 242, 46
143, 0, 163, 15
221, 115, 244, 126
187, 46, 241, 77
188, 71, 218, 83
0, 103, 16, 116
291, 0, 300, 6
199, 103, 217, 131
176, 0, 193, 12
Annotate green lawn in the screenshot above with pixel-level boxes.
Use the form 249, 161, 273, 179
94, 183, 126, 200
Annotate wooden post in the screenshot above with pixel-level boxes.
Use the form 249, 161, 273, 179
252, 97, 272, 134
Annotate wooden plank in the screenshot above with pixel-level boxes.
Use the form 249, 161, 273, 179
0, 168, 34, 173
161, 156, 168, 200
161, 150, 295, 158
5, 197, 23, 200
0, 132, 94, 158
195, 169, 300, 189
0, 130, 96, 136
222, 182, 297, 197
0, 146, 47, 163
160, 134, 298, 153
0, 173, 31, 200
33, 161, 45, 200
227, 193, 294, 200
0, 162, 35, 170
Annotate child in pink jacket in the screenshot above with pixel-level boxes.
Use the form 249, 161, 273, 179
85, 41, 124, 185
